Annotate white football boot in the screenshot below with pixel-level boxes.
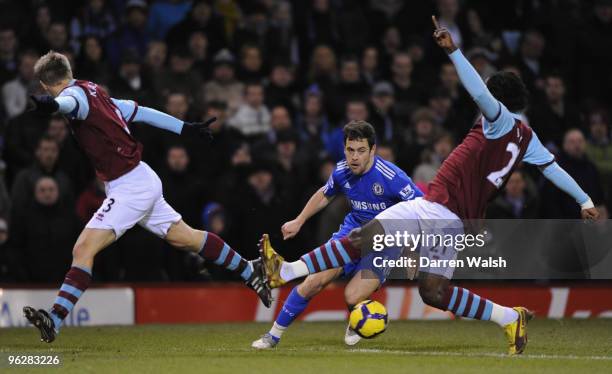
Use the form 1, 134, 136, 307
251, 333, 279, 349
344, 324, 362, 346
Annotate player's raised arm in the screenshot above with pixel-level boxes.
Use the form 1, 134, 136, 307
523, 131, 599, 220
281, 187, 333, 240
431, 15, 500, 122
541, 162, 599, 220
30, 90, 217, 140
30, 89, 87, 119
111, 98, 216, 140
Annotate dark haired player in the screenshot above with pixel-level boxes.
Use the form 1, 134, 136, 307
22, 51, 271, 343
259, 17, 599, 355
252, 121, 422, 349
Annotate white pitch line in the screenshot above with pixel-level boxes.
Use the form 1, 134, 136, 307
5, 346, 610, 361
201, 347, 612, 361
349, 348, 612, 361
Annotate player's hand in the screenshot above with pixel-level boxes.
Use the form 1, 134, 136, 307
28, 95, 59, 115
581, 207, 600, 221
281, 219, 303, 240
181, 117, 216, 141
432, 15, 458, 54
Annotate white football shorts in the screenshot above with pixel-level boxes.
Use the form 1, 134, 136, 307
376, 197, 463, 279
86, 161, 182, 239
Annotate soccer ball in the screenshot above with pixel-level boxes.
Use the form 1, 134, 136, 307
349, 300, 388, 339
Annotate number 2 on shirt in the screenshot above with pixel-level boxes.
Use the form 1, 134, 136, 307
487, 142, 519, 188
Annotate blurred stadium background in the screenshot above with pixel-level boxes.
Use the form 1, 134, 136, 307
1, 0, 612, 365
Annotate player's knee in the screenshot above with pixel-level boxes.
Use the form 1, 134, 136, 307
348, 220, 384, 252
72, 241, 95, 261
166, 233, 188, 249
166, 222, 200, 250
347, 227, 363, 248
344, 287, 366, 307
418, 282, 446, 309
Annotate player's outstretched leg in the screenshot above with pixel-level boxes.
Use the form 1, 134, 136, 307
23, 228, 115, 343
200, 232, 271, 307
165, 220, 271, 307
252, 269, 342, 349
259, 221, 383, 287
418, 273, 534, 355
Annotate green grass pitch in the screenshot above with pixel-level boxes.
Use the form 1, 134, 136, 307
2, 320, 612, 373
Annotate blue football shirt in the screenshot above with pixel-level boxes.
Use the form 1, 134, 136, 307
323, 156, 423, 225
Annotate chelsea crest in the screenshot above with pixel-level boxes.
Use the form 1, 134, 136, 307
372, 182, 384, 195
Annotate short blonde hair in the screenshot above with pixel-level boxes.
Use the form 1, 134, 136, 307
34, 51, 73, 85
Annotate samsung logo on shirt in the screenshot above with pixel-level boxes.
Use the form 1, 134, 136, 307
350, 200, 387, 211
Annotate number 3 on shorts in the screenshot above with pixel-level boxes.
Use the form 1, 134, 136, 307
102, 198, 115, 213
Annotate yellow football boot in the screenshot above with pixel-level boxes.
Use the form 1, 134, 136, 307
503, 306, 534, 355
258, 234, 286, 288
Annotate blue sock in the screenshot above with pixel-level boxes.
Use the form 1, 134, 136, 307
269, 287, 310, 340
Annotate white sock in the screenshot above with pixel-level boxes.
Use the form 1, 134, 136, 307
490, 303, 519, 327
280, 261, 309, 282
269, 322, 286, 340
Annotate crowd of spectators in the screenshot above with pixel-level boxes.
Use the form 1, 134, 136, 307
0, 0, 611, 282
